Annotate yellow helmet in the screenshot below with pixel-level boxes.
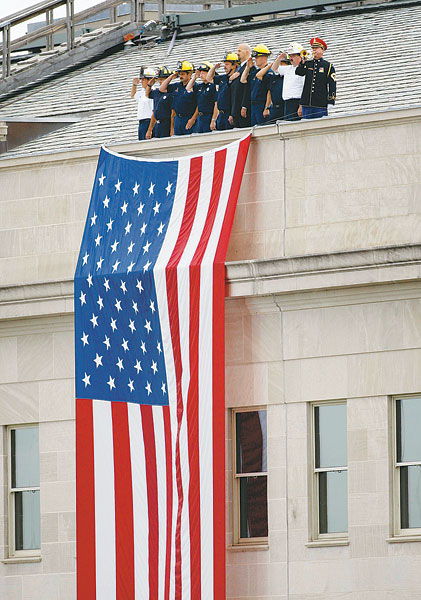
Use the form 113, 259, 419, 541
177, 60, 194, 72
252, 44, 271, 57
198, 61, 214, 72
223, 52, 239, 63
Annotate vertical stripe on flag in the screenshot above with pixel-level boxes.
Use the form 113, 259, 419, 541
93, 399, 116, 600
76, 398, 96, 600
127, 403, 149, 600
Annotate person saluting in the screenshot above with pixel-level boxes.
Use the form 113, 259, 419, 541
295, 37, 336, 119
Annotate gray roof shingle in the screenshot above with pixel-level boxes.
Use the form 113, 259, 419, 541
1, 1, 420, 158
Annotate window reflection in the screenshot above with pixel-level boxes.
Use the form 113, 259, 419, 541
235, 410, 268, 541
315, 404, 347, 469
319, 471, 348, 534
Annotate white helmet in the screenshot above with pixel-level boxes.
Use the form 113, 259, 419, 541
141, 67, 156, 78
286, 42, 304, 55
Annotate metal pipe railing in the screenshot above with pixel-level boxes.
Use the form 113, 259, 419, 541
0, 0, 139, 80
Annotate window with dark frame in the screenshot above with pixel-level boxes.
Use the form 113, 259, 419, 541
313, 403, 348, 538
8, 425, 41, 556
233, 409, 268, 543
395, 397, 421, 531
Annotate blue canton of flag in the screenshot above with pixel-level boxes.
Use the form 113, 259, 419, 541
74, 147, 177, 405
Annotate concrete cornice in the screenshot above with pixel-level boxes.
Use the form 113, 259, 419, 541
0, 105, 420, 169
1, 244, 421, 321
276, 105, 421, 139
226, 244, 421, 298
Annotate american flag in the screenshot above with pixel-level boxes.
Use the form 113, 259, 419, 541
74, 134, 251, 600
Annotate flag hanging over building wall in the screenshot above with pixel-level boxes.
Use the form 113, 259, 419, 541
74, 134, 251, 600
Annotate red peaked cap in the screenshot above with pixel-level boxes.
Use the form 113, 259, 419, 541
310, 37, 327, 50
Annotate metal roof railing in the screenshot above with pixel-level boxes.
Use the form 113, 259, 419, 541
0, 0, 148, 80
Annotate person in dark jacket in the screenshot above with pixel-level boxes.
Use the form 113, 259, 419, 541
145, 66, 174, 138
207, 53, 239, 131
159, 61, 198, 135
295, 37, 336, 119
240, 44, 273, 125
186, 62, 216, 133
229, 43, 252, 128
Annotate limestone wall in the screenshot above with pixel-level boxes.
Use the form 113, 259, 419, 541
0, 107, 421, 599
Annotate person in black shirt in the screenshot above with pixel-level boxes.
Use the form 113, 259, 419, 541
159, 61, 198, 135
229, 44, 252, 128
186, 62, 216, 133
295, 37, 336, 119
145, 66, 173, 138
240, 44, 273, 126
207, 53, 239, 131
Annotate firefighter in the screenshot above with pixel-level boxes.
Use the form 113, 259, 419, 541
207, 52, 238, 131
240, 44, 273, 125
186, 62, 216, 133
159, 61, 198, 136
130, 66, 155, 140
145, 65, 174, 139
256, 54, 289, 122
295, 37, 336, 119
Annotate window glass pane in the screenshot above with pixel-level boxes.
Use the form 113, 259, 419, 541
397, 398, 421, 463
236, 411, 267, 474
315, 404, 347, 468
400, 466, 421, 529
15, 490, 41, 550
239, 476, 268, 538
319, 471, 348, 534
11, 427, 40, 488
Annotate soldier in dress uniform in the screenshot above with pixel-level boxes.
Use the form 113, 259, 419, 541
240, 44, 273, 125
206, 53, 239, 131
186, 62, 217, 133
295, 37, 336, 119
159, 61, 198, 136
145, 66, 174, 139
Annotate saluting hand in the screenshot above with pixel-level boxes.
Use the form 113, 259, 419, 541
132, 77, 140, 85
246, 57, 254, 69
214, 62, 222, 69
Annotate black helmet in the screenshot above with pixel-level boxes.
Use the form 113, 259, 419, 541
157, 65, 172, 78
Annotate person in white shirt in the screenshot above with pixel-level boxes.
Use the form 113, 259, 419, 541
272, 42, 306, 121
130, 67, 155, 140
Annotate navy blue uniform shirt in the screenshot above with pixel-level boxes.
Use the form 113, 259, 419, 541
247, 66, 274, 103
149, 88, 173, 121
168, 81, 198, 117
268, 71, 283, 106
196, 81, 216, 115
214, 73, 231, 112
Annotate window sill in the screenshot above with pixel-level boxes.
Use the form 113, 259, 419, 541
306, 539, 349, 548
387, 536, 421, 544
227, 544, 269, 552
2, 556, 42, 564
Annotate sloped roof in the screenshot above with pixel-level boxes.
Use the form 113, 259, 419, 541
1, 0, 421, 158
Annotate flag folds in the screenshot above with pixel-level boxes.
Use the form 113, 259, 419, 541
74, 133, 251, 599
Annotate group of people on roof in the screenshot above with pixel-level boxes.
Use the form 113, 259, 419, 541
130, 36, 336, 140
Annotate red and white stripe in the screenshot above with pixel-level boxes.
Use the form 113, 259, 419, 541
76, 133, 251, 600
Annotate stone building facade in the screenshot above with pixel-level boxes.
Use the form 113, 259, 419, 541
1, 108, 421, 598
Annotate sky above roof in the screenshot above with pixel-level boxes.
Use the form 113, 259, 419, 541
1, 0, 100, 38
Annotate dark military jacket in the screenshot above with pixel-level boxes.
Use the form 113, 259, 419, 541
295, 58, 336, 108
